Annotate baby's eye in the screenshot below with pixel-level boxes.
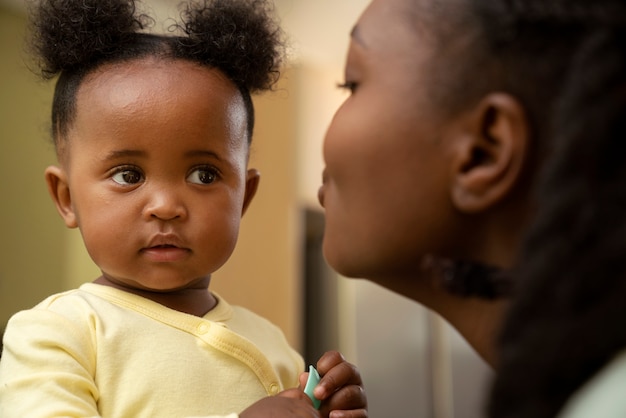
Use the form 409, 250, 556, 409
187, 166, 218, 185
112, 168, 144, 185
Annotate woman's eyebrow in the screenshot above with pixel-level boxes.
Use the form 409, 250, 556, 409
350, 25, 368, 48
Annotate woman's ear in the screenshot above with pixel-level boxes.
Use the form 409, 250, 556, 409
45, 165, 78, 228
241, 168, 260, 216
450, 93, 530, 213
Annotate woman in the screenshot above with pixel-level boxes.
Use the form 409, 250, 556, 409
318, 0, 626, 415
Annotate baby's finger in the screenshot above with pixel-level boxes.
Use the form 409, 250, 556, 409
329, 409, 368, 418
316, 350, 346, 374
299, 371, 310, 389
314, 359, 362, 400
279, 387, 314, 404
320, 384, 367, 415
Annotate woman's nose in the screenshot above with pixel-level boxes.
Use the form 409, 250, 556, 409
142, 187, 187, 221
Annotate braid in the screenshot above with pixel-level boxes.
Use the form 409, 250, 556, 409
505, 0, 626, 25
489, 22, 626, 418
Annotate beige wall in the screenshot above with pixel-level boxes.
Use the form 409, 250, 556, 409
0, 7, 67, 329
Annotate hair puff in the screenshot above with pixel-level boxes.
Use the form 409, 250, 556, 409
27, 0, 152, 79
176, 0, 285, 93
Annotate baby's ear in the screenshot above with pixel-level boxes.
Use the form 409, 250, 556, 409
45, 165, 78, 228
449, 93, 530, 213
241, 168, 260, 216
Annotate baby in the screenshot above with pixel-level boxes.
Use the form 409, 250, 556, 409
0, 1, 366, 417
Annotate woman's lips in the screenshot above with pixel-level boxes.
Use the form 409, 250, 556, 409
318, 170, 328, 207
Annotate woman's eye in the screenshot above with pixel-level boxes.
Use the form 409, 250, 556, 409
112, 169, 143, 185
337, 80, 358, 93
187, 167, 218, 185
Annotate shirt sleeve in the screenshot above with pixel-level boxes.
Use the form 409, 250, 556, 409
557, 350, 626, 418
0, 308, 100, 417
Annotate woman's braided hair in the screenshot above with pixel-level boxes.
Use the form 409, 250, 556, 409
415, 0, 626, 414
479, 1, 626, 417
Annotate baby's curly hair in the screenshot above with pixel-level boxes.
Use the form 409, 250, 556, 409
26, 0, 286, 148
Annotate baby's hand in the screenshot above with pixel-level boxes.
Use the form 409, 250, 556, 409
306, 350, 368, 418
239, 389, 319, 418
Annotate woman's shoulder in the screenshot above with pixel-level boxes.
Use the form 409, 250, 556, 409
558, 349, 626, 418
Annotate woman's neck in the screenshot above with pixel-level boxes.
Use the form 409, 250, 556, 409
368, 264, 509, 368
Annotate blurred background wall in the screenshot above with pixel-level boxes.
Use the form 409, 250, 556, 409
0, 1, 492, 416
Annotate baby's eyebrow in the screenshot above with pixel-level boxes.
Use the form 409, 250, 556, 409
100, 149, 222, 162
102, 149, 146, 161
184, 150, 222, 161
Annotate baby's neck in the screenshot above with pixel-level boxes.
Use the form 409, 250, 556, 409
93, 276, 217, 317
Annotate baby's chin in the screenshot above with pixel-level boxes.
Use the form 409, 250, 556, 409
94, 274, 210, 294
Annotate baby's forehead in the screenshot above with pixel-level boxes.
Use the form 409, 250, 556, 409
67, 58, 248, 144
76, 58, 241, 111
81, 57, 233, 92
